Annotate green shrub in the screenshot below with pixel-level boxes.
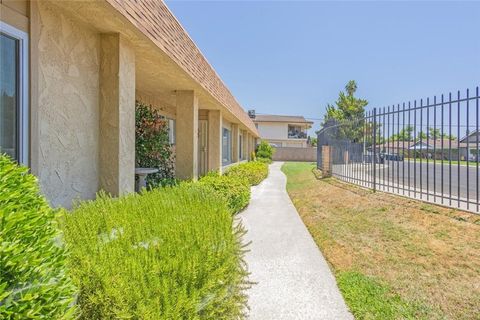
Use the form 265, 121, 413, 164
135, 101, 175, 188
225, 161, 269, 186
60, 184, 248, 319
199, 174, 250, 214
255, 140, 275, 160
256, 157, 272, 164
0, 154, 76, 319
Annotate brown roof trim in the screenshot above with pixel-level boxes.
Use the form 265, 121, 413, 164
105, 0, 258, 135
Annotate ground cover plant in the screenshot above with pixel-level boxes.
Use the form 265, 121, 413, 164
0, 155, 76, 319
199, 173, 251, 214
60, 183, 248, 319
225, 161, 268, 186
282, 162, 480, 320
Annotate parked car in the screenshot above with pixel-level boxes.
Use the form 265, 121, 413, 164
382, 153, 404, 161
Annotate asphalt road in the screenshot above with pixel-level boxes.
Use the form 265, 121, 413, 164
332, 160, 480, 211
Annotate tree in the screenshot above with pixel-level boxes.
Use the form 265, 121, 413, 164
322, 80, 368, 141
390, 125, 413, 141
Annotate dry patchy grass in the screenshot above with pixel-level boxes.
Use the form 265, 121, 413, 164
283, 162, 480, 320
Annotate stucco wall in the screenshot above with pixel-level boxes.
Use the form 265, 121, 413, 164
257, 122, 287, 140
272, 147, 317, 162
33, 1, 100, 207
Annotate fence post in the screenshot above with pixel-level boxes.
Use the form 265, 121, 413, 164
372, 108, 377, 192
321, 145, 332, 177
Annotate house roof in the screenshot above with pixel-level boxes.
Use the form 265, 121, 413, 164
409, 139, 468, 150
253, 114, 314, 124
460, 129, 480, 143
104, 0, 259, 136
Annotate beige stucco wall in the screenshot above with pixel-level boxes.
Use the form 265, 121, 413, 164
31, 1, 100, 207
272, 147, 317, 162
256, 122, 287, 140
99, 33, 135, 196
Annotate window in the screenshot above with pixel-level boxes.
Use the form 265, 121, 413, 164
0, 22, 28, 164
288, 125, 307, 139
239, 133, 243, 160
222, 128, 231, 165
167, 119, 175, 145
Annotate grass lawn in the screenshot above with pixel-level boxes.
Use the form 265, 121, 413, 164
282, 162, 480, 320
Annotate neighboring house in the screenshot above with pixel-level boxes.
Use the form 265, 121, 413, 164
408, 139, 469, 160
251, 114, 313, 148
460, 130, 480, 160
0, 0, 258, 208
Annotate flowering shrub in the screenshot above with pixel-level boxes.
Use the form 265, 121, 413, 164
135, 101, 175, 187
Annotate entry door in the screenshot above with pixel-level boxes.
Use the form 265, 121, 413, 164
198, 120, 208, 176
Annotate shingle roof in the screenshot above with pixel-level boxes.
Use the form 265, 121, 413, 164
106, 0, 258, 135
253, 114, 314, 124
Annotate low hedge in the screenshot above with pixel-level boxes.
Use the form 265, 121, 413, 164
198, 173, 250, 214
60, 184, 248, 319
225, 161, 269, 186
0, 154, 76, 319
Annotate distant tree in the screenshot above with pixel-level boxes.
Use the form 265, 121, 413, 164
428, 127, 441, 139
426, 127, 456, 140
418, 131, 428, 140
322, 80, 368, 142
390, 125, 414, 141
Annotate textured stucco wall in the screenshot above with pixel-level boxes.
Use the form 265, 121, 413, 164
208, 110, 222, 172
257, 122, 288, 140
272, 147, 317, 162
99, 33, 135, 196
175, 91, 198, 180
33, 1, 100, 207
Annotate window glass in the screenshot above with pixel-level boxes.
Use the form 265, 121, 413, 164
239, 134, 243, 160
0, 33, 18, 160
168, 119, 175, 144
222, 128, 231, 165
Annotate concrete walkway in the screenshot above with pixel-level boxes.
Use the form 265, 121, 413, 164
239, 162, 353, 320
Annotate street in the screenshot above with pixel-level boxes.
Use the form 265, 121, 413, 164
332, 160, 480, 212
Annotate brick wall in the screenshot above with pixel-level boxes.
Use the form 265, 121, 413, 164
106, 0, 258, 135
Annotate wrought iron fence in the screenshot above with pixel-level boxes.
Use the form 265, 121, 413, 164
317, 87, 480, 214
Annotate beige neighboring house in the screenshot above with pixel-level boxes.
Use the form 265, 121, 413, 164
252, 114, 313, 148
0, 0, 259, 208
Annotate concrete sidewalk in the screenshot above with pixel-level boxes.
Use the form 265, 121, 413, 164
239, 162, 353, 320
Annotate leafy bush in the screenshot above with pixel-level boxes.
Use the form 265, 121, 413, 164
0, 154, 76, 319
256, 157, 272, 164
225, 161, 269, 186
255, 140, 275, 160
135, 101, 175, 188
199, 173, 251, 214
60, 184, 248, 319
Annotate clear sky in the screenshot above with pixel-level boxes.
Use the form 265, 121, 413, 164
166, 1, 480, 134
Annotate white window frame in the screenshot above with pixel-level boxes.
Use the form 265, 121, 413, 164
168, 118, 176, 145
0, 22, 29, 165
222, 127, 231, 166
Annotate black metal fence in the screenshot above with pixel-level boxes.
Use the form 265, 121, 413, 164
317, 87, 480, 214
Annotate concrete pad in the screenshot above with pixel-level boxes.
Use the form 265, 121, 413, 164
239, 162, 353, 320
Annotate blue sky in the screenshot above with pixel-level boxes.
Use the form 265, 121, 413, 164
167, 1, 480, 133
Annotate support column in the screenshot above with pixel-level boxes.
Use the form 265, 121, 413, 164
242, 130, 248, 161
208, 110, 222, 173
246, 132, 252, 160
175, 91, 199, 180
99, 33, 135, 196
232, 124, 239, 163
